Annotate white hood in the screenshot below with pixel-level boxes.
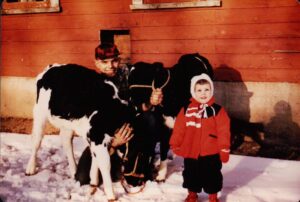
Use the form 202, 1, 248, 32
190, 73, 214, 101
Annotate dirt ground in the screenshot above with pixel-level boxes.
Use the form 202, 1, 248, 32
0, 117, 59, 135
1, 117, 299, 160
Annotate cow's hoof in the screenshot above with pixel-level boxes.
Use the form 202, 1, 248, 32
89, 184, 98, 195
25, 168, 37, 176
155, 179, 166, 183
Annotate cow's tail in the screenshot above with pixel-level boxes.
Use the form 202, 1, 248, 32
35, 64, 63, 103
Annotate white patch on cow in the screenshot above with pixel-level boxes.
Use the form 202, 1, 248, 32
26, 88, 51, 175
90, 154, 100, 186
129, 66, 135, 72
163, 115, 175, 129
48, 111, 97, 138
102, 133, 113, 147
60, 128, 76, 177
36, 88, 51, 114
104, 80, 128, 105
90, 136, 115, 200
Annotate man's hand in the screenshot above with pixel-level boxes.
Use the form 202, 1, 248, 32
150, 88, 163, 106
111, 123, 134, 148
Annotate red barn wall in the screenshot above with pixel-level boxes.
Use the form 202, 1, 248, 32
1, 0, 300, 82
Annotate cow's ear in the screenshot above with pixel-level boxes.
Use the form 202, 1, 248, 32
127, 64, 135, 71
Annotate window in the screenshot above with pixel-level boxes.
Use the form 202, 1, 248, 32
130, 0, 221, 10
1, 0, 60, 15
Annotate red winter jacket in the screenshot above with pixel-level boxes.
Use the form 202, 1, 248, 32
169, 97, 231, 159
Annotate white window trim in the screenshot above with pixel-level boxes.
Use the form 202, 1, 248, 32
1, 0, 60, 15
130, 0, 221, 10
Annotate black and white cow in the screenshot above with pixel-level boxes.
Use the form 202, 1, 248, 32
123, 53, 214, 185
125, 62, 172, 184
25, 64, 135, 201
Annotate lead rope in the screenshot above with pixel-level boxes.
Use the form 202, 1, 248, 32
120, 143, 146, 194
129, 69, 170, 90
121, 176, 146, 195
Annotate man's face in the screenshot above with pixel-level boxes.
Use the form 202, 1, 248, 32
194, 83, 212, 104
95, 57, 120, 77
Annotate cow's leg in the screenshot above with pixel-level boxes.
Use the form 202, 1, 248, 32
156, 160, 168, 182
90, 142, 115, 201
25, 89, 50, 175
89, 154, 100, 186
156, 127, 171, 182
60, 129, 76, 177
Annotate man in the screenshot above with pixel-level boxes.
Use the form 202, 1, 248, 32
75, 43, 163, 186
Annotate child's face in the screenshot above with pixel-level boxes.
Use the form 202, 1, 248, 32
194, 83, 212, 104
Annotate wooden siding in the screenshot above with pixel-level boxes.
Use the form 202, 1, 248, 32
1, 0, 300, 82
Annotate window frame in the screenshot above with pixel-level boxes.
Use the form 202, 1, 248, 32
130, 0, 221, 10
1, 0, 60, 15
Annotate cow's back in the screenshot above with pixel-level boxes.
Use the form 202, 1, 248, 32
37, 64, 117, 120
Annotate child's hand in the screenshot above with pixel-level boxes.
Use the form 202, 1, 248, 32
220, 149, 230, 163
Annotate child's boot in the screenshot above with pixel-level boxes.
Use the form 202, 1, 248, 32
209, 193, 219, 202
185, 191, 198, 202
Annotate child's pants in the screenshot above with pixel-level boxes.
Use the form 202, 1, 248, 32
183, 154, 222, 194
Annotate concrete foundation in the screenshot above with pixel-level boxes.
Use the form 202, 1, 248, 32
1, 76, 300, 145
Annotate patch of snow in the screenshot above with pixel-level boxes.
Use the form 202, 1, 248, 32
0, 133, 299, 202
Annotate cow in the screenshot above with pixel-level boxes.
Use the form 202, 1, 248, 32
25, 63, 136, 201
121, 53, 214, 186
124, 62, 172, 185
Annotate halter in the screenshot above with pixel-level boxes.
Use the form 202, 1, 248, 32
129, 69, 170, 90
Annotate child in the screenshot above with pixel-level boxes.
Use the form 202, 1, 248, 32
169, 73, 230, 202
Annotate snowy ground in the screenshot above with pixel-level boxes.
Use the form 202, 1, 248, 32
0, 133, 299, 202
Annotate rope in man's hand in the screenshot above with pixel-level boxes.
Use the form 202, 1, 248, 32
150, 88, 163, 106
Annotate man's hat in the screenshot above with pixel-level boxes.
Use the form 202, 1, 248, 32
95, 43, 120, 60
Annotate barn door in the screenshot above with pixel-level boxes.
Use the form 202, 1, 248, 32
100, 30, 131, 66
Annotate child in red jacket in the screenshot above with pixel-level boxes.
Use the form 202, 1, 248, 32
170, 73, 230, 202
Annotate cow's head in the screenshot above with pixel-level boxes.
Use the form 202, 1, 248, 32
128, 62, 170, 109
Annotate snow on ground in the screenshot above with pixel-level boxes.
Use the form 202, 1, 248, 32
0, 132, 299, 202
